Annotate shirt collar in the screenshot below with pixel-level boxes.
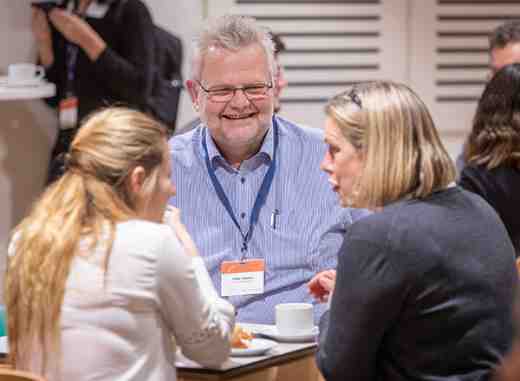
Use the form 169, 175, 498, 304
201, 119, 275, 169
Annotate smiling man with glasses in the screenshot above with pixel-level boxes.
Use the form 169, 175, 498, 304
168, 14, 369, 324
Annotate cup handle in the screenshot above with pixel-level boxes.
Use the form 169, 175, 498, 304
35, 65, 45, 81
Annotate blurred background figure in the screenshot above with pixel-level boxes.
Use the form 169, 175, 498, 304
489, 21, 520, 78
459, 63, 520, 258
31, 0, 156, 183
175, 30, 287, 135
457, 20, 520, 171
312, 81, 516, 381
5, 108, 234, 381
271, 32, 287, 114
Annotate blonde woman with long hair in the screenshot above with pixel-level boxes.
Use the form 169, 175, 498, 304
6, 108, 235, 381
309, 81, 516, 381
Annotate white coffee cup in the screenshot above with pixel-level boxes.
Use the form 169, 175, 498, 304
7, 63, 45, 84
275, 303, 314, 336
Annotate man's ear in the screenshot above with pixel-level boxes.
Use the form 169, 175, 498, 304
128, 166, 146, 196
186, 79, 200, 109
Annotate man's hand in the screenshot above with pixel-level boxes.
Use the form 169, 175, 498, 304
32, 8, 54, 67
308, 270, 336, 303
164, 206, 199, 257
49, 8, 106, 60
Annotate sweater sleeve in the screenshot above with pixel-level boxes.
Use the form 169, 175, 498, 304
316, 229, 404, 381
156, 227, 235, 368
88, 0, 155, 107
41, 28, 66, 109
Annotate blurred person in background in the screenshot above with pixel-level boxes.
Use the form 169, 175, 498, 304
6, 108, 234, 381
459, 63, 520, 258
457, 20, 520, 171
310, 81, 516, 381
488, 21, 520, 77
32, 0, 156, 182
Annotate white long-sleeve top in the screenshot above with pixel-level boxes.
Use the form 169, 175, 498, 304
10, 220, 235, 381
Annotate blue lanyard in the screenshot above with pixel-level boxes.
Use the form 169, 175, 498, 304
65, 43, 79, 95
202, 119, 279, 259
64, 1, 83, 95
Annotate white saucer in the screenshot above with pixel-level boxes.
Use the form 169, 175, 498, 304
241, 323, 319, 343
0, 76, 46, 87
262, 326, 319, 343
231, 338, 277, 357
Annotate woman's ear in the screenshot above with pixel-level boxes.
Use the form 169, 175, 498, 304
128, 166, 146, 196
186, 79, 200, 109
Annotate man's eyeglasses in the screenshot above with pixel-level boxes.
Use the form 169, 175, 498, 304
196, 81, 273, 103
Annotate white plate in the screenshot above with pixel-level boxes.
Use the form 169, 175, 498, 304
0, 76, 45, 87
231, 338, 277, 357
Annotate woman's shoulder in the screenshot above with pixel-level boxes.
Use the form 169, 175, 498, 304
114, 220, 177, 254
117, 219, 170, 235
346, 210, 396, 249
461, 163, 520, 181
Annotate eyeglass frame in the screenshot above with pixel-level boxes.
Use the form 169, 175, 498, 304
195, 80, 274, 103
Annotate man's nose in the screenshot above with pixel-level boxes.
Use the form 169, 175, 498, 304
228, 88, 251, 107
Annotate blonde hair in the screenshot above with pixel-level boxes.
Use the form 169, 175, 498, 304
326, 81, 456, 209
191, 14, 276, 82
5, 108, 167, 375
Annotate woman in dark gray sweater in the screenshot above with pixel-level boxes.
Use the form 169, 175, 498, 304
311, 81, 517, 381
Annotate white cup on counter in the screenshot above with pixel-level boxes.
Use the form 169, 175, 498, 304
7, 63, 45, 85
275, 303, 314, 336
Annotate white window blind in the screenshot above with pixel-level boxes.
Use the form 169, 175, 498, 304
208, 0, 520, 155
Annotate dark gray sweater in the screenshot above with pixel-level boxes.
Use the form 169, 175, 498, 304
317, 187, 517, 381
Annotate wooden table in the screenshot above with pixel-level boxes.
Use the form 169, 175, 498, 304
177, 342, 318, 381
177, 323, 323, 381
0, 328, 324, 381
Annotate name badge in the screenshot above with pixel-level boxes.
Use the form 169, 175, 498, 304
221, 259, 265, 297
59, 96, 78, 130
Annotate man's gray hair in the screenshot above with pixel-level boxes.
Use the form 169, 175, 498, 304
191, 14, 276, 81
489, 20, 520, 51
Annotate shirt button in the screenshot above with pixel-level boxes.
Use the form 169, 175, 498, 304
241, 212, 246, 218
241, 177, 246, 184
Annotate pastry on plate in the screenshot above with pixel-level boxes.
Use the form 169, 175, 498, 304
231, 325, 254, 349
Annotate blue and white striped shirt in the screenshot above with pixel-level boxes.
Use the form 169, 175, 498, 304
169, 116, 369, 324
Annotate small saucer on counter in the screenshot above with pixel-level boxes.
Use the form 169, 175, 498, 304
239, 323, 319, 343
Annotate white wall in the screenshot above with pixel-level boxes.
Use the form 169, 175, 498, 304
0, 0, 204, 302
0, 0, 59, 304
